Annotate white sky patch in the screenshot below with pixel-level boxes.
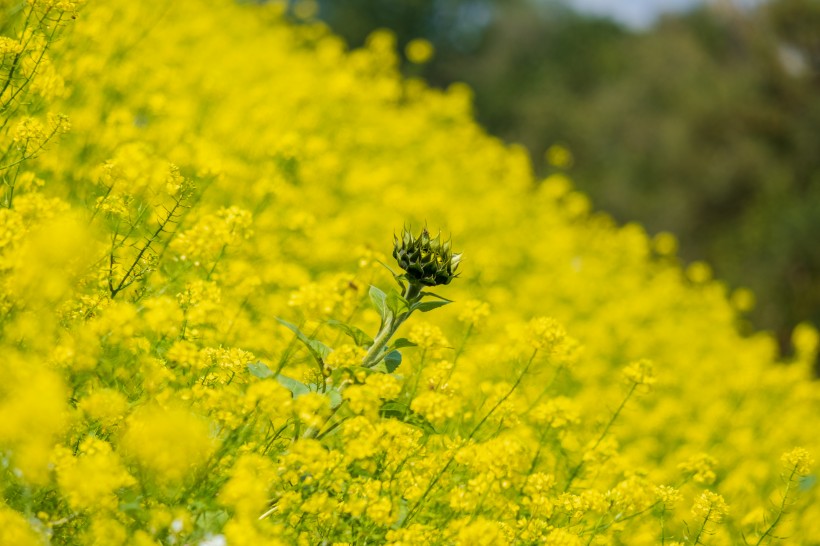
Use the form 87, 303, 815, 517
556, 0, 766, 29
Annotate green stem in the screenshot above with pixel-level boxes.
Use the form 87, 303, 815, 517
565, 382, 638, 491
362, 313, 395, 368
755, 467, 797, 546
660, 508, 666, 545
692, 508, 712, 545
453, 323, 473, 365
361, 281, 423, 368
405, 349, 538, 524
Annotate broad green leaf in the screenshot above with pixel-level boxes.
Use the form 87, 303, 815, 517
386, 289, 409, 316
326, 386, 343, 409
384, 350, 402, 372
393, 499, 409, 529
248, 361, 274, 379
326, 319, 374, 347
275, 374, 311, 397
390, 338, 417, 350
412, 299, 451, 313
369, 285, 388, 320
118, 490, 142, 513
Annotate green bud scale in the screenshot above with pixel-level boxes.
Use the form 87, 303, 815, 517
393, 226, 462, 287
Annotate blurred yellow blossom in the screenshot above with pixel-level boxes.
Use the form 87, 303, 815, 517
405, 38, 434, 64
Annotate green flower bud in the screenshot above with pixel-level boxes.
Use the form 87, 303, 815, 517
393, 226, 461, 287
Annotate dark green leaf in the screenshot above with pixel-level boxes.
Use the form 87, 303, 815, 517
379, 401, 437, 434
405, 411, 438, 435
248, 361, 274, 379
390, 338, 417, 350
326, 319, 374, 347
384, 350, 402, 373
379, 401, 410, 419
412, 300, 451, 313
420, 291, 453, 302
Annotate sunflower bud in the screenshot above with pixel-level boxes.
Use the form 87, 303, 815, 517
393, 226, 461, 287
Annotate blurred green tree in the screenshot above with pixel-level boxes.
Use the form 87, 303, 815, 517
314, 0, 820, 359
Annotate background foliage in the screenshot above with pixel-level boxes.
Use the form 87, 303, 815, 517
317, 0, 820, 358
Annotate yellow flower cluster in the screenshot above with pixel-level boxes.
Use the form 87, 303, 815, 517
0, 0, 818, 544
782, 447, 814, 476
692, 490, 730, 523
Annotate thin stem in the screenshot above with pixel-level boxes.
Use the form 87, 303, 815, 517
404, 349, 538, 524
660, 508, 666, 545
754, 466, 798, 546
109, 194, 185, 298
565, 382, 638, 491
692, 507, 712, 546
453, 323, 473, 365
404, 348, 427, 403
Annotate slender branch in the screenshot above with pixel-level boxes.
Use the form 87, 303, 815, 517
755, 467, 798, 546
109, 195, 185, 298
404, 349, 538, 524
692, 507, 712, 546
565, 382, 638, 491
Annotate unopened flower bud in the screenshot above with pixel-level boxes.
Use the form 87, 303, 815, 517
393, 226, 461, 287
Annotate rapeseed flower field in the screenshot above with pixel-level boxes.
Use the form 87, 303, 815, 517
1, 1, 818, 544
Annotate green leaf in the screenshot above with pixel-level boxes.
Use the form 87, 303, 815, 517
275, 317, 331, 364
393, 274, 407, 291
326, 386, 343, 409
369, 285, 388, 320
384, 350, 402, 373
275, 374, 311, 397
420, 291, 453, 302
390, 338, 417, 350
326, 319, 374, 348
379, 400, 409, 419
375, 260, 408, 290
375, 259, 397, 276
379, 401, 437, 434
393, 499, 409, 529
118, 489, 143, 513
412, 299, 451, 313
371, 361, 388, 373
248, 361, 274, 379
386, 289, 410, 316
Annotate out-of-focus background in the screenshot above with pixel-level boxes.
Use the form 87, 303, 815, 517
309, 0, 819, 360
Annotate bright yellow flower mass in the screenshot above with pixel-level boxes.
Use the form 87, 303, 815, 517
0, 0, 817, 544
